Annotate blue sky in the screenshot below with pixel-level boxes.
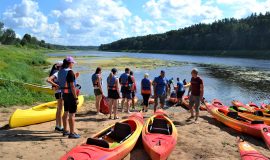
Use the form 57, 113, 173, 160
1, 0, 270, 46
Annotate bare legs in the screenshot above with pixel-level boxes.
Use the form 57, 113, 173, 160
69, 113, 75, 133
109, 99, 118, 119
56, 99, 63, 128
63, 111, 69, 131
95, 95, 102, 114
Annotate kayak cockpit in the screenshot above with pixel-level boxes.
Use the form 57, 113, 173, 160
147, 117, 172, 135
86, 120, 136, 149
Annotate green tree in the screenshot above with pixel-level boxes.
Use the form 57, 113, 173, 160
1, 28, 16, 45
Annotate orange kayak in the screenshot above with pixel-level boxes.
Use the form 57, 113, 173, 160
206, 102, 270, 149
60, 113, 144, 160
182, 96, 207, 111
142, 109, 177, 160
237, 138, 269, 160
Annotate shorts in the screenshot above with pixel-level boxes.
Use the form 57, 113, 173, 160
122, 90, 132, 100
55, 92, 62, 100
142, 94, 150, 106
154, 94, 166, 105
108, 90, 120, 99
94, 89, 102, 96
63, 93, 77, 114
189, 95, 200, 112
177, 91, 185, 99
131, 92, 136, 98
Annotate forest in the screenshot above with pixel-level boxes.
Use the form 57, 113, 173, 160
99, 13, 270, 56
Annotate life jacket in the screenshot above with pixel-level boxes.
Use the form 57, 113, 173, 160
107, 76, 117, 90
141, 78, 151, 94
92, 73, 101, 87
58, 68, 76, 94
177, 81, 185, 92
120, 73, 129, 87
131, 76, 136, 91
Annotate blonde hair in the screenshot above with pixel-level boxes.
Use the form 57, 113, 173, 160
144, 73, 149, 78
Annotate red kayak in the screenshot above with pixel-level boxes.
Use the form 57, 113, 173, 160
142, 109, 177, 160
237, 137, 269, 160
232, 100, 270, 116
206, 102, 270, 149
60, 113, 144, 160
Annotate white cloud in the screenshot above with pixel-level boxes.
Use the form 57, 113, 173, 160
144, 0, 223, 28
216, 0, 270, 18
2, 0, 61, 42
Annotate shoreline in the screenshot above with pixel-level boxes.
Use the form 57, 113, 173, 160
98, 49, 270, 60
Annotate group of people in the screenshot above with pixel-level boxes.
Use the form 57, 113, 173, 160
46, 56, 205, 139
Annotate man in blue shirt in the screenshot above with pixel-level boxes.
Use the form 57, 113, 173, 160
153, 70, 168, 112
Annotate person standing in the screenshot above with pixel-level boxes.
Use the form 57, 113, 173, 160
168, 78, 174, 97
153, 70, 168, 112
58, 56, 80, 139
47, 61, 63, 132
187, 68, 204, 124
130, 71, 137, 110
141, 73, 152, 112
107, 68, 120, 119
119, 68, 133, 113
92, 67, 103, 115
176, 77, 186, 105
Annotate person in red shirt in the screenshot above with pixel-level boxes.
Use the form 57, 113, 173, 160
187, 68, 204, 124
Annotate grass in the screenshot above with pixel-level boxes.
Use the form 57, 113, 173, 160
0, 45, 57, 107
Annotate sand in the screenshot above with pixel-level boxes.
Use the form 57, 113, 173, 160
0, 101, 270, 160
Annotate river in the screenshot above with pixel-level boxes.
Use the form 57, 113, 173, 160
48, 51, 270, 105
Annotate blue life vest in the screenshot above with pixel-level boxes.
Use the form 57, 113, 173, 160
58, 68, 76, 94
141, 78, 151, 91
92, 73, 100, 87
107, 76, 117, 90
154, 76, 168, 96
120, 73, 129, 87
177, 81, 185, 92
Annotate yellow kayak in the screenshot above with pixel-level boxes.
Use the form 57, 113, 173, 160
9, 95, 84, 128
0, 78, 54, 95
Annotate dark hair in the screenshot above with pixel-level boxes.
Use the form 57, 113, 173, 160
111, 68, 117, 74
95, 67, 101, 74
49, 64, 58, 76
62, 59, 70, 69
177, 77, 180, 81
125, 68, 130, 73
130, 71, 133, 76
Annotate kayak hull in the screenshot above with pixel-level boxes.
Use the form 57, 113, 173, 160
60, 113, 144, 160
9, 95, 84, 128
238, 140, 269, 160
142, 109, 177, 160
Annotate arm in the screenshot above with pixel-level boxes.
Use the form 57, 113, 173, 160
116, 79, 121, 96
200, 83, 204, 101
153, 81, 157, 97
188, 85, 192, 96
46, 75, 58, 88
98, 76, 103, 95
70, 82, 77, 99
150, 80, 153, 95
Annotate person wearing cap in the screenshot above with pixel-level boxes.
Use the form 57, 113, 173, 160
92, 67, 103, 115
119, 68, 134, 113
153, 70, 169, 112
175, 77, 188, 106
47, 61, 63, 132
58, 56, 80, 139
187, 68, 204, 124
141, 73, 152, 112
107, 68, 120, 119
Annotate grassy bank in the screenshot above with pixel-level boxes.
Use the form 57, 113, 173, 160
102, 49, 270, 59
0, 45, 57, 107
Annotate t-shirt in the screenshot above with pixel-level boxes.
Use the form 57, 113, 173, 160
53, 72, 61, 93
190, 76, 203, 96
177, 81, 185, 92
66, 70, 75, 93
154, 76, 168, 96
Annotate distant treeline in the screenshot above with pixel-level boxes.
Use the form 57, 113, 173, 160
0, 22, 97, 50
99, 12, 270, 57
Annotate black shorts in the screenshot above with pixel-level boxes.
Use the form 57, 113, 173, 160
55, 92, 62, 100
94, 89, 102, 96
108, 90, 120, 99
63, 93, 77, 113
177, 91, 185, 99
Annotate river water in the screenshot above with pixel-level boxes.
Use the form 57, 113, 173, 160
48, 51, 270, 105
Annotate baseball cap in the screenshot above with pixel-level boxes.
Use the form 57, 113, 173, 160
111, 68, 117, 73
65, 56, 76, 63
161, 70, 165, 73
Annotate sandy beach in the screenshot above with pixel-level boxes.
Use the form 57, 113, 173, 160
0, 100, 269, 160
